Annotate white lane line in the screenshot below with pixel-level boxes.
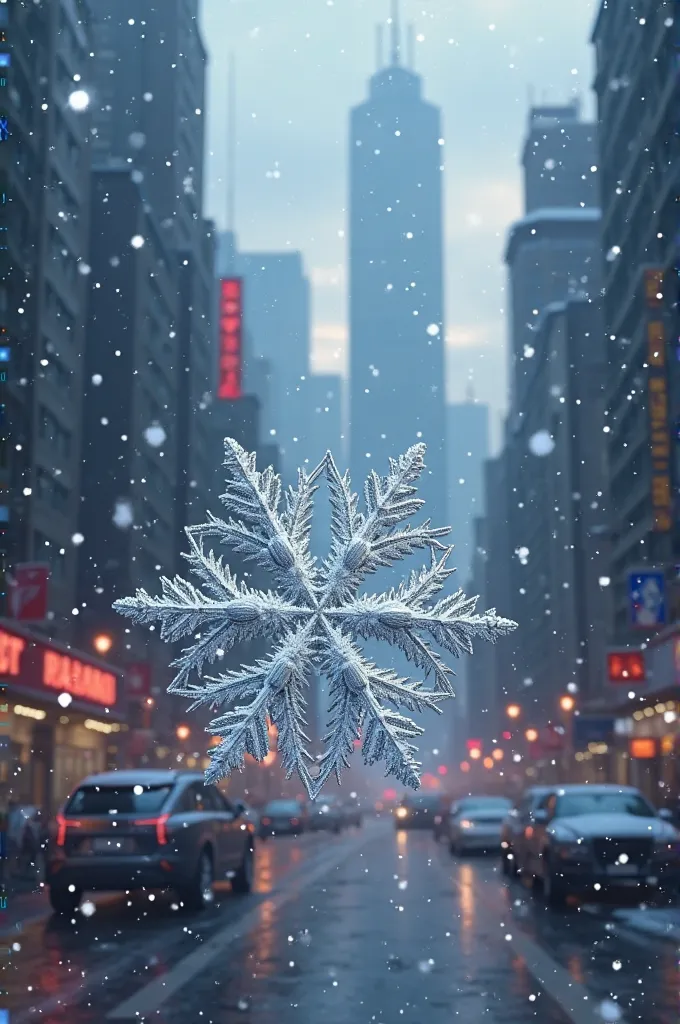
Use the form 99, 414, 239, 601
107, 829, 375, 1020
450, 870, 628, 1024
509, 928, 627, 1024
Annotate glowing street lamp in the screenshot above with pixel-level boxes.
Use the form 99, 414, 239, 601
559, 695, 576, 713
525, 727, 539, 743
176, 724, 191, 741
93, 633, 113, 655
482, 756, 494, 769
469, 747, 482, 761
460, 761, 470, 773
506, 703, 521, 720
492, 748, 504, 761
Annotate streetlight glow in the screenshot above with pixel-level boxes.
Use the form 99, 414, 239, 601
559, 695, 576, 713
506, 703, 521, 719
525, 727, 539, 743
93, 633, 113, 655
176, 724, 191, 741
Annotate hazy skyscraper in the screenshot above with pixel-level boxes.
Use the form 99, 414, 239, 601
446, 393, 490, 584
348, 4, 446, 526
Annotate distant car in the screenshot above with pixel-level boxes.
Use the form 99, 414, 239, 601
259, 799, 307, 838
448, 796, 513, 855
343, 795, 363, 829
394, 793, 443, 829
308, 794, 345, 833
47, 770, 255, 915
517, 784, 680, 907
500, 787, 552, 876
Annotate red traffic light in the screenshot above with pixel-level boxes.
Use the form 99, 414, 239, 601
607, 651, 645, 683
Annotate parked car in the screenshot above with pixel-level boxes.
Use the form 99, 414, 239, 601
500, 786, 552, 876
394, 792, 443, 829
517, 784, 680, 907
258, 799, 308, 838
308, 794, 344, 833
343, 795, 363, 829
448, 796, 513, 855
47, 770, 256, 915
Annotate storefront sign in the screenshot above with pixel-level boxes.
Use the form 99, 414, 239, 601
607, 649, 646, 683
0, 623, 118, 707
643, 269, 672, 532
629, 737, 657, 759
217, 278, 243, 400
628, 571, 666, 629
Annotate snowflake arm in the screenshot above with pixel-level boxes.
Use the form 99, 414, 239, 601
321, 445, 448, 606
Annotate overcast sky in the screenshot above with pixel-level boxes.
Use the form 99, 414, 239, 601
201, 0, 598, 446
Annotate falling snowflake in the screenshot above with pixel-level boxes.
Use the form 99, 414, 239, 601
528, 430, 555, 457
143, 423, 166, 448
113, 499, 134, 530
114, 441, 516, 797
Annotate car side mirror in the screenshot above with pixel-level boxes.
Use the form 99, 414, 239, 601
658, 808, 673, 821
532, 809, 549, 825
233, 800, 246, 817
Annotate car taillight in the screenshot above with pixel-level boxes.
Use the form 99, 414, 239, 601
56, 814, 82, 847
134, 813, 170, 845
261, 817, 271, 825
290, 817, 299, 826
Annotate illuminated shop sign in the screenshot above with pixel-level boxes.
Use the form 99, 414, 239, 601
644, 269, 671, 532
0, 624, 118, 707
217, 278, 243, 400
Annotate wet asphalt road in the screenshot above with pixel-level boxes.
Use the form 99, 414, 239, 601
4, 818, 679, 1023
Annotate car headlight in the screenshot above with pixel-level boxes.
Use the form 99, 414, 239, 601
396, 807, 408, 819
553, 839, 588, 860
459, 819, 474, 830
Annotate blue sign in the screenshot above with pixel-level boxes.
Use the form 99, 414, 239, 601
0, 54, 9, 68
629, 571, 666, 628
573, 717, 615, 747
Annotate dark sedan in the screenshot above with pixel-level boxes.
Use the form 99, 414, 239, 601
394, 793, 443, 829
47, 770, 255, 915
500, 786, 552, 876
258, 799, 307, 838
518, 784, 680, 907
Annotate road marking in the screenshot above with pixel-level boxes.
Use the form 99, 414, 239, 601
107, 829, 375, 1020
509, 928, 627, 1024
450, 868, 628, 1024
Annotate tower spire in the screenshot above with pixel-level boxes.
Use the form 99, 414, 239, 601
226, 53, 236, 234
389, 0, 401, 66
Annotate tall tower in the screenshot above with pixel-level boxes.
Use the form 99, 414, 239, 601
348, 2, 446, 528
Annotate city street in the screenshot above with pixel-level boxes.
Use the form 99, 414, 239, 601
4, 818, 679, 1023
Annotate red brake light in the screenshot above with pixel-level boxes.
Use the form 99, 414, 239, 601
290, 817, 299, 825
134, 813, 170, 845
261, 817, 271, 825
56, 813, 82, 846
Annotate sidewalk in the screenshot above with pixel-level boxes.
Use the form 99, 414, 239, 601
0, 883, 51, 934
612, 906, 680, 943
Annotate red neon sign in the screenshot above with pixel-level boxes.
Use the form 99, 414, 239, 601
218, 278, 243, 400
0, 624, 119, 707
607, 651, 645, 684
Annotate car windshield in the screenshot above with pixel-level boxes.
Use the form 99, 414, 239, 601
65, 785, 172, 817
404, 794, 441, 809
458, 798, 512, 813
264, 801, 301, 814
556, 791, 655, 818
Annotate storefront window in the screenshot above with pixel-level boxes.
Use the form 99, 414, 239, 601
54, 722, 106, 807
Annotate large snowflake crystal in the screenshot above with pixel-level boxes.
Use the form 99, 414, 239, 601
114, 440, 517, 798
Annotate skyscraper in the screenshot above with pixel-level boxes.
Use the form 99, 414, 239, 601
446, 394, 489, 584
348, 3, 446, 526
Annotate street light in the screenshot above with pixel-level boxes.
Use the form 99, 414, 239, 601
559, 695, 576, 713
525, 727, 539, 743
492, 748, 504, 761
176, 724, 190, 741
469, 747, 482, 760
506, 703, 521, 719
93, 633, 113, 655
482, 756, 494, 769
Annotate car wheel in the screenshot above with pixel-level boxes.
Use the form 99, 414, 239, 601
231, 843, 254, 894
49, 884, 82, 915
449, 840, 460, 856
543, 863, 567, 908
178, 848, 214, 911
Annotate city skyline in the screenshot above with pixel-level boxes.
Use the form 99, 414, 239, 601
202, 0, 598, 444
